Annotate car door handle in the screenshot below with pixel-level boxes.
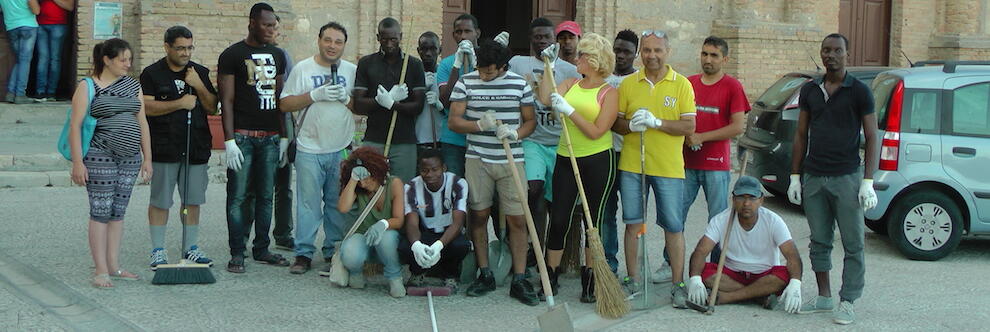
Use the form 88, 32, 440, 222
952, 147, 976, 156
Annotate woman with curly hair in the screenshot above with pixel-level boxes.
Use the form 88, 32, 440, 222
336, 147, 406, 297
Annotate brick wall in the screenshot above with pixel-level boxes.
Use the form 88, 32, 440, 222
76, 0, 142, 77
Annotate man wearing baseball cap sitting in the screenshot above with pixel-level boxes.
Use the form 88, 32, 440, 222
685, 176, 805, 313
555, 21, 582, 66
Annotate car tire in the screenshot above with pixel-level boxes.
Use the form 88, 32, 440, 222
887, 191, 963, 261
865, 218, 887, 235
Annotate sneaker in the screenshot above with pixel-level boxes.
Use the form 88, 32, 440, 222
763, 294, 779, 310
509, 278, 540, 306
289, 256, 311, 274
671, 282, 688, 309
183, 245, 214, 266
348, 272, 366, 289
443, 278, 458, 294
622, 276, 642, 297
389, 278, 406, 298
651, 262, 672, 284
465, 270, 496, 297
3, 94, 13, 103
13, 95, 35, 104
407, 273, 426, 287
149, 248, 168, 271
799, 296, 835, 314
317, 263, 333, 277
833, 301, 855, 325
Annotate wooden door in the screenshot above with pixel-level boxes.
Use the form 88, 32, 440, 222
441, 0, 471, 56
839, 0, 891, 66
533, 0, 574, 25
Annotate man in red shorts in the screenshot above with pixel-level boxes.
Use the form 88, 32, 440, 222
686, 176, 804, 313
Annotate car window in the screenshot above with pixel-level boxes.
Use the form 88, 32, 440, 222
755, 76, 809, 109
951, 83, 990, 137
872, 74, 902, 130
906, 91, 939, 132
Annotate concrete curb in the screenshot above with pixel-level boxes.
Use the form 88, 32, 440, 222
0, 151, 231, 188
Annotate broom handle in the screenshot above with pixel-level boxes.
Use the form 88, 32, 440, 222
706, 151, 750, 308
498, 121, 556, 308
383, 54, 410, 156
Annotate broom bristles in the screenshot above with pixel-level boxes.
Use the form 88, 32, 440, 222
587, 227, 630, 319
151, 266, 215, 285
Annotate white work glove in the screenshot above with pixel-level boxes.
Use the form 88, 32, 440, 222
630, 109, 662, 129
424, 241, 444, 268
477, 110, 498, 131
389, 83, 409, 103
278, 138, 290, 168
550, 93, 575, 117
453, 40, 475, 69
687, 275, 708, 305
541, 43, 559, 69
690, 144, 702, 151
787, 174, 802, 205
326, 84, 350, 104
425, 91, 441, 109
859, 179, 877, 211
496, 124, 518, 141
351, 166, 370, 182
494, 31, 510, 47
425, 72, 437, 87
375, 85, 396, 110
224, 139, 244, 171
364, 219, 389, 247
309, 84, 334, 102
780, 279, 802, 314
411, 241, 431, 267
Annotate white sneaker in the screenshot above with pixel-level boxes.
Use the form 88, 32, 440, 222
389, 278, 406, 298
651, 262, 672, 284
348, 272, 366, 289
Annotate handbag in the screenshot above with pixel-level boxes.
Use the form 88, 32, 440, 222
56, 78, 97, 161
286, 106, 310, 163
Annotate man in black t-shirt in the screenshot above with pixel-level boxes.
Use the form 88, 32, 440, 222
141, 26, 218, 271
788, 33, 879, 325
218, 2, 290, 273
354, 17, 426, 182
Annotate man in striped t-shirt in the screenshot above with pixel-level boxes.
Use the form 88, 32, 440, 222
448, 39, 538, 305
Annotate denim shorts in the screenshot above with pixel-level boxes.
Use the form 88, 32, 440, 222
619, 171, 685, 233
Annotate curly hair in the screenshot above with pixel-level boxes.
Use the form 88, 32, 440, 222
577, 33, 615, 77
476, 38, 511, 70
340, 146, 390, 194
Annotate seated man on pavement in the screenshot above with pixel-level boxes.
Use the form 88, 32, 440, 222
399, 149, 471, 293
686, 175, 804, 313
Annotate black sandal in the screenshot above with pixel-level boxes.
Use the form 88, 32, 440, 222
254, 252, 290, 266
227, 256, 245, 273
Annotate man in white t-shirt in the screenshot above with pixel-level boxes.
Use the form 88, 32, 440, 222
278, 22, 357, 274
399, 150, 470, 292
686, 176, 804, 313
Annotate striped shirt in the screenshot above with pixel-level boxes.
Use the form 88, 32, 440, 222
403, 172, 468, 233
90, 76, 143, 158
450, 71, 533, 164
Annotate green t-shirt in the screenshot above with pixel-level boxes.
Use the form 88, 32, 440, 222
345, 177, 397, 234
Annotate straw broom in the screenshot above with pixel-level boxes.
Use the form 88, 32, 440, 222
544, 57, 629, 319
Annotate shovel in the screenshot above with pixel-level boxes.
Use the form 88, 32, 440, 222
498, 121, 574, 331
490, 216, 513, 287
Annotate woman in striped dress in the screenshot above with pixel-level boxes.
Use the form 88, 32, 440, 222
69, 38, 152, 288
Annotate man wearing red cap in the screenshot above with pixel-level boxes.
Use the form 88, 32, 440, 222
555, 21, 582, 66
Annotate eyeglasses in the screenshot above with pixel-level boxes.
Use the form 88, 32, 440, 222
170, 45, 195, 52
641, 30, 667, 38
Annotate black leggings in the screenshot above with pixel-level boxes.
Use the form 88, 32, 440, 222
547, 149, 616, 251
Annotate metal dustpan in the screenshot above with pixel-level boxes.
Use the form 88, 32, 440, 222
537, 301, 574, 332
488, 239, 512, 286
630, 225, 661, 310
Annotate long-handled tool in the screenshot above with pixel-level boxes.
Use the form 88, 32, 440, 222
546, 58, 629, 319
686, 151, 750, 314
497, 121, 573, 331
630, 133, 654, 309
407, 285, 452, 332
382, 53, 410, 156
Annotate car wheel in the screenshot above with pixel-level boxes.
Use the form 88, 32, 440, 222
887, 191, 963, 261
865, 218, 887, 235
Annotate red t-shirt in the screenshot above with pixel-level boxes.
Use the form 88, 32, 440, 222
38, 0, 70, 25
684, 74, 750, 171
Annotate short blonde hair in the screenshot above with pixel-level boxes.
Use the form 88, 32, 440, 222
577, 33, 615, 77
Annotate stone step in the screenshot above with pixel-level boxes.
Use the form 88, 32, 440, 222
0, 151, 230, 188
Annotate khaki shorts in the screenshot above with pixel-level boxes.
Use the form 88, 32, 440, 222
464, 158, 526, 216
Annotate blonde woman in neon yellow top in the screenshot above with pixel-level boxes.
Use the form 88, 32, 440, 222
536, 32, 618, 302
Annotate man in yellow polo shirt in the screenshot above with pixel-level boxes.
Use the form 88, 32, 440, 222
612, 30, 696, 308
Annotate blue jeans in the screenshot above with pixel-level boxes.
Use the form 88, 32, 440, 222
35, 24, 67, 96
682, 169, 730, 262
225, 133, 280, 258
293, 150, 345, 259
601, 152, 621, 273
340, 231, 402, 280
619, 171, 685, 233
6, 26, 37, 95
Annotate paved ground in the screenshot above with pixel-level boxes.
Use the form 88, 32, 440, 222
1, 181, 988, 331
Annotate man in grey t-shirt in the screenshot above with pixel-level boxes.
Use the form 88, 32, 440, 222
507, 17, 580, 243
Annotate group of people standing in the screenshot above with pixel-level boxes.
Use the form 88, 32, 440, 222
1, 0, 73, 103
66, 1, 878, 325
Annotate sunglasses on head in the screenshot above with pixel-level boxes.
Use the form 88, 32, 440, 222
641, 30, 667, 38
